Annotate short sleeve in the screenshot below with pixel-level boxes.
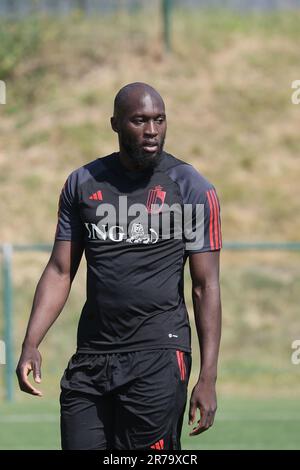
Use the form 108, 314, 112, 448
55, 171, 83, 241
185, 186, 222, 253
168, 164, 222, 254
184, 186, 222, 254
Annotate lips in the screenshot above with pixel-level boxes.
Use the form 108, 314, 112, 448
142, 141, 159, 153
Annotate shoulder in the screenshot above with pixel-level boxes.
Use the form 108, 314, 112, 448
64, 153, 115, 189
161, 152, 214, 202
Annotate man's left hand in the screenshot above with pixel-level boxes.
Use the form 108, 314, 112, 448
188, 380, 217, 436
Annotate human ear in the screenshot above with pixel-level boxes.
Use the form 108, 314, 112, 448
110, 116, 119, 133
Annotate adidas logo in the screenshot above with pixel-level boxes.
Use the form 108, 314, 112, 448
89, 190, 103, 201
150, 439, 164, 450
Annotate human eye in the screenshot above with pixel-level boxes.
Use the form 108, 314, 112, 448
155, 116, 165, 124
132, 117, 144, 125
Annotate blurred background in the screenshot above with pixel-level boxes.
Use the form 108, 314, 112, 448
0, 0, 300, 450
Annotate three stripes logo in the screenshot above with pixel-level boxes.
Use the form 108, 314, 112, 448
206, 188, 222, 250
150, 439, 164, 450
89, 190, 103, 201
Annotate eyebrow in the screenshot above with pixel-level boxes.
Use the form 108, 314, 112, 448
131, 113, 166, 118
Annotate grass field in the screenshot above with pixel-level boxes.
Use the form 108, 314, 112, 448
0, 397, 299, 450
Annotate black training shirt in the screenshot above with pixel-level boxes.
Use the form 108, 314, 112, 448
55, 151, 222, 353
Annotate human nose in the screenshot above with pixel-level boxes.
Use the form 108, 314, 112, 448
144, 120, 158, 137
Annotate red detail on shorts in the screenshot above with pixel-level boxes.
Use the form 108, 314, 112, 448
176, 350, 186, 381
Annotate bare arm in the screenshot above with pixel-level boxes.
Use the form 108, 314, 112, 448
188, 250, 222, 436
16, 240, 84, 396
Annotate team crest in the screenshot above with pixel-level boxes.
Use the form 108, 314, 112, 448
146, 185, 166, 214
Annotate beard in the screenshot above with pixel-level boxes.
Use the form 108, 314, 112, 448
121, 135, 165, 171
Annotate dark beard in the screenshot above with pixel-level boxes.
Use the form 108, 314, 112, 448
122, 138, 165, 171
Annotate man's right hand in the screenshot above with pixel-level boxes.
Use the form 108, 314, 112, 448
16, 345, 43, 396
15, 241, 84, 397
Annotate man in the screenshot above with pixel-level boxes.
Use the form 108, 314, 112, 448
16, 82, 222, 450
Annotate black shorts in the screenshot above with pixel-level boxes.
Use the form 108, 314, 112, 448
60, 349, 192, 450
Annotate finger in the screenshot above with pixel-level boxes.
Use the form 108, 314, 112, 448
208, 411, 216, 428
21, 377, 42, 396
33, 362, 42, 383
17, 366, 42, 396
189, 410, 209, 436
190, 410, 216, 436
188, 401, 197, 425
199, 411, 215, 432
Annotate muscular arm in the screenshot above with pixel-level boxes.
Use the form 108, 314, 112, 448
188, 250, 222, 436
16, 240, 84, 396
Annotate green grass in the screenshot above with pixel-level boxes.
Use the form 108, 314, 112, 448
183, 396, 300, 450
0, 397, 299, 450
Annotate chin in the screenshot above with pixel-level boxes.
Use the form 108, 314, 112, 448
122, 141, 164, 170
139, 148, 163, 169
137, 154, 161, 170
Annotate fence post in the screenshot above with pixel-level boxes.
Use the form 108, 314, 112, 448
3, 243, 14, 402
162, 0, 173, 52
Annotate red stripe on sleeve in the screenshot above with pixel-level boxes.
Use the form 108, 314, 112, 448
215, 191, 222, 248
206, 190, 215, 250
216, 191, 222, 247
211, 189, 222, 249
209, 189, 219, 249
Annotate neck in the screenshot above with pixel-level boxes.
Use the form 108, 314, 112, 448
118, 150, 140, 171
